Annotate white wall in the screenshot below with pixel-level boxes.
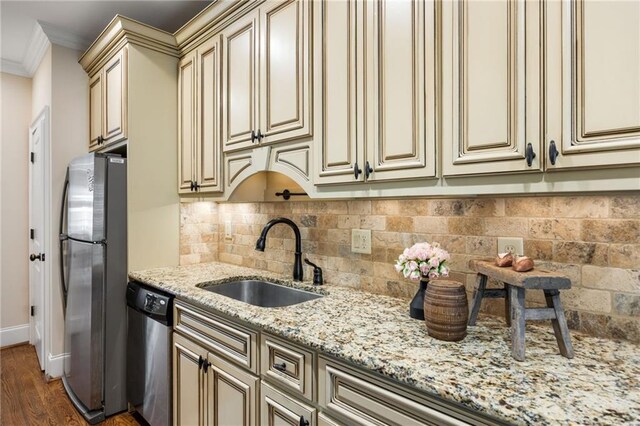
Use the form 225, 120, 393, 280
0, 72, 32, 344
48, 44, 88, 357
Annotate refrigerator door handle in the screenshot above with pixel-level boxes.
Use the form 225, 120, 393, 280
59, 167, 70, 314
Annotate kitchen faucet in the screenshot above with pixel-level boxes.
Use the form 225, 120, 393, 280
255, 217, 303, 281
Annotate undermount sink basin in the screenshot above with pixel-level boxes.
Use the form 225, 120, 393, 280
200, 280, 323, 307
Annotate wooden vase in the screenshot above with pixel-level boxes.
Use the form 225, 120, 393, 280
424, 280, 468, 342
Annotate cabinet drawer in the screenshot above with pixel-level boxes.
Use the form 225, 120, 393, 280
319, 357, 470, 426
261, 333, 315, 401
174, 300, 258, 373
261, 381, 316, 426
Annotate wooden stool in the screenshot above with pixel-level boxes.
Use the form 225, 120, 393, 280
468, 260, 574, 361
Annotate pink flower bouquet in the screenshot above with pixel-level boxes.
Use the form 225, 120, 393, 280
395, 242, 450, 281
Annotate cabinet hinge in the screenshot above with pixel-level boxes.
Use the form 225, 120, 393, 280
30, 306, 35, 316
30, 229, 35, 239
30, 152, 35, 163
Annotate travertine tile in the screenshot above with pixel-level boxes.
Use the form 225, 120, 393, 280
505, 197, 553, 217
534, 261, 582, 286
397, 199, 431, 216
413, 216, 448, 234
524, 240, 553, 260
553, 241, 609, 266
484, 217, 527, 237
610, 195, 640, 219
581, 265, 640, 293
463, 199, 501, 217
386, 216, 414, 233
466, 236, 497, 256
337, 215, 360, 229
371, 199, 401, 215
529, 218, 553, 239
448, 217, 484, 235
581, 219, 640, 244
360, 215, 386, 231
553, 196, 609, 218
562, 287, 612, 313
613, 293, 640, 316
347, 200, 371, 215
429, 199, 465, 216
552, 219, 582, 241
608, 244, 640, 269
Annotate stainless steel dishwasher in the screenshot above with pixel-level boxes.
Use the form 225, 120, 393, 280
126, 281, 173, 426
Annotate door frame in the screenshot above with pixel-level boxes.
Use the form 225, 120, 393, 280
28, 106, 51, 373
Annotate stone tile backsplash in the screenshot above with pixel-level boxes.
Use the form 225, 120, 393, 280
180, 194, 640, 342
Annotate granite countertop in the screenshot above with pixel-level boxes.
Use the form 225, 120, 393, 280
129, 262, 640, 426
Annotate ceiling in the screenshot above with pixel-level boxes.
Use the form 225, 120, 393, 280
1, 1, 212, 69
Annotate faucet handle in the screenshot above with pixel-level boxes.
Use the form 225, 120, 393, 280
304, 258, 323, 285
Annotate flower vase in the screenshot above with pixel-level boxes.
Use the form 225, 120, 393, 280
409, 279, 429, 320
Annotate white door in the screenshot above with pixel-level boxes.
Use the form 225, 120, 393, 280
29, 109, 48, 369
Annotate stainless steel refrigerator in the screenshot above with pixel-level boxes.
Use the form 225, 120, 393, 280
60, 152, 127, 424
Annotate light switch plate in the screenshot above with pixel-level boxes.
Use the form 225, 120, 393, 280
498, 237, 523, 256
224, 220, 233, 241
351, 229, 372, 254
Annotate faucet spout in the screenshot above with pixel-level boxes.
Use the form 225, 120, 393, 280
255, 217, 303, 281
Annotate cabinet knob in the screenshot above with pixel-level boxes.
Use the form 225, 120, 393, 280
256, 129, 264, 141
29, 253, 43, 262
549, 140, 559, 166
198, 355, 204, 370
97, 136, 103, 145
299, 416, 309, 426
353, 163, 362, 179
365, 161, 373, 179
525, 143, 536, 167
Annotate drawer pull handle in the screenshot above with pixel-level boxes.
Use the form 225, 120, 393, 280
525, 143, 536, 167
299, 415, 309, 426
549, 140, 560, 165
273, 362, 287, 372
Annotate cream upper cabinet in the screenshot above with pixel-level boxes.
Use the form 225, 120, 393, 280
364, 0, 436, 181
89, 47, 128, 151
315, 0, 436, 185
222, 0, 312, 153
314, 0, 364, 184
222, 10, 260, 152
546, 0, 640, 170
173, 333, 207, 426
178, 51, 196, 193
178, 37, 223, 194
442, 0, 542, 176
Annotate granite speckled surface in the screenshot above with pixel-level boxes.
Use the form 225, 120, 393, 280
130, 262, 640, 426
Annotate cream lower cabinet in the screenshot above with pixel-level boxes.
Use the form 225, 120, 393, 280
545, 0, 640, 170
178, 35, 223, 194
261, 382, 316, 426
89, 47, 127, 151
442, 0, 543, 176
222, 0, 312, 153
314, 0, 437, 185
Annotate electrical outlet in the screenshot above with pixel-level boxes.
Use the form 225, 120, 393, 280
498, 237, 523, 256
351, 229, 372, 254
224, 220, 233, 241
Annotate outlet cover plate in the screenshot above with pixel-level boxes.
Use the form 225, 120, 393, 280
224, 220, 233, 241
351, 229, 372, 254
497, 237, 523, 256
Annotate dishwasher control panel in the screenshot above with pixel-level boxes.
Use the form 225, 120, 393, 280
126, 281, 173, 325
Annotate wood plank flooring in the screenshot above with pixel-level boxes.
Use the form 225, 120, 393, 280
1, 344, 140, 425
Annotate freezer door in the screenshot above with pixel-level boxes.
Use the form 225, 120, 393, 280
67, 153, 106, 241
63, 239, 105, 411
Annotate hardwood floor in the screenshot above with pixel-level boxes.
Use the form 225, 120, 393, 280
0, 344, 140, 425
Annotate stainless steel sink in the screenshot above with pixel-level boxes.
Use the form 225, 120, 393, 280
200, 280, 322, 307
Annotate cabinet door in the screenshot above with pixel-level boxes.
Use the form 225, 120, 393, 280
173, 333, 207, 426
260, 0, 312, 145
89, 72, 103, 151
546, 0, 640, 170
364, 0, 437, 181
197, 36, 223, 192
314, 0, 364, 184
442, 0, 542, 175
261, 382, 316, 426
222, 10, 260, 152
103, 47, 128, 145
207, 354, 258, 426
178, 52, 197, 193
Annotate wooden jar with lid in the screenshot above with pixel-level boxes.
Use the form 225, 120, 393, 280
424, 280, 469, 342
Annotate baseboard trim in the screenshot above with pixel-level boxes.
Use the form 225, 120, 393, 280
47, 351, 69, 378
0, 324, 30, 348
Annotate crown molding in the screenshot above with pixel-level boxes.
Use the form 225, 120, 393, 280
0, 58, 30, 77
38, 21, 92, 53
22, 23, 51, 76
